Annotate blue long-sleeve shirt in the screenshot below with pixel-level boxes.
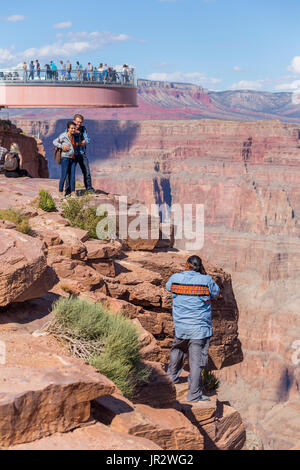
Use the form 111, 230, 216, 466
166, 270, 220, 340
74, 126, 90, 157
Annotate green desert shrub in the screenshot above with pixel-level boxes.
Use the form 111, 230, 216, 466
0, 208, 30, 234
62, 195, 106, 239
49, 296, 151, 398
38, 190, 57, 212
202, 368, 220, 393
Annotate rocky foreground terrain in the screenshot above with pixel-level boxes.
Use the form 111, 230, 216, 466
12, 118, 300, 449
0, 176, 247, 450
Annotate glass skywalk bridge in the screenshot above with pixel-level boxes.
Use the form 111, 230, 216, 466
0, 66, 137, 108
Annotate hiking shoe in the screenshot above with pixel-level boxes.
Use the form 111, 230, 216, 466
187, 395, 211, 403
197, 395, 211, 402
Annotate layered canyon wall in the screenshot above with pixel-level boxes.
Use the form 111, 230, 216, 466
8, 79, 300, 122
13, 118, 300, 449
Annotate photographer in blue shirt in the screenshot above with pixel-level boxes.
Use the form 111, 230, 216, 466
166, 255, 220, 402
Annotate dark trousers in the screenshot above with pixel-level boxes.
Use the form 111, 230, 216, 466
4, 169, 32, 178
167, 336, 210, 402
59, 157, 76, 193
65, 154, 93, 194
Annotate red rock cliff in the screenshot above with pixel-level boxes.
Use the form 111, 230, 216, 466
0, 120, 48, 178
11, 118, 300, 449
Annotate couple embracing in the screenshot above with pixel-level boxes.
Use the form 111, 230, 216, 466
53, 114, 95, 197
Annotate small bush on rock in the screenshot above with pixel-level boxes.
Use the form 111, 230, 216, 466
202, 368, 220, 393
47, 296, 151, 398
0, 208, 30, 234
38, 190, 57, 212
62, 195, 106, 239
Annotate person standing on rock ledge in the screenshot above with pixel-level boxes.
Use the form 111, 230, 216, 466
65, 114, 95, 196
166, 255, 220, 402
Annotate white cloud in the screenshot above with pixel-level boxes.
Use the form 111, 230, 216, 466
233, 66, 248, 72
0, 48, 15, 63
4, 15, 25, 22
275, 79, 300, 104
229, 79, 267, 90
287, 56, 300, 74
53, 21, 72, 29
147, 71, 221, 87
275, 80, 300, 92
0, 30, 133, 65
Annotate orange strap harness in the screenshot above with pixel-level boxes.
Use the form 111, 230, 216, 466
171, 284, 211, 303
171, 283, 210, 296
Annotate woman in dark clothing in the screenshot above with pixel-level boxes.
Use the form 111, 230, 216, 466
4, 143, 32, 178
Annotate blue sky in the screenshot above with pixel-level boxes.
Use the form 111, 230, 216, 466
1, 0, 300, 92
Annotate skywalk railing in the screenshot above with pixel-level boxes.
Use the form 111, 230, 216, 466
0, 66, 137, 87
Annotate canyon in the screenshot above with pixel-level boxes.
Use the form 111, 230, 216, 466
6, 79, 300, 122
10, 117, 300, 449
2, 112, 300, 449
0, 176, 246, 450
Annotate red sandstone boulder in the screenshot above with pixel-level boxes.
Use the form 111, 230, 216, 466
50, 258, 104, 294
175, 374, 246, 450
0, 219, 16, 229
214, 403, 246, 450
80, 291, 145, 318
10, 422, 162, 450
31, 215, 89, 259
0, 329, 115, 447
131, 318, 162, 363
13, 267, 58, 303
0, 229, 55, 306
128, 282, 163, 308
93, 394, 204, 450
133, 361, 176, 409
34, 229, 62, 247
115, 259, 162, 285
87, 259, 116, 277
85, 239, 123, 260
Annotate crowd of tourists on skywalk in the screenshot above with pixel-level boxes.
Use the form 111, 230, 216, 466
0, 60, 134, 85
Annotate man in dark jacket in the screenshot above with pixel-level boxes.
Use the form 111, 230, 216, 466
166, 255, 220, 402
65, 113, 95, 196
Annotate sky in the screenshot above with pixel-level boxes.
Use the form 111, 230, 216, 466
1, 0, 300, 92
